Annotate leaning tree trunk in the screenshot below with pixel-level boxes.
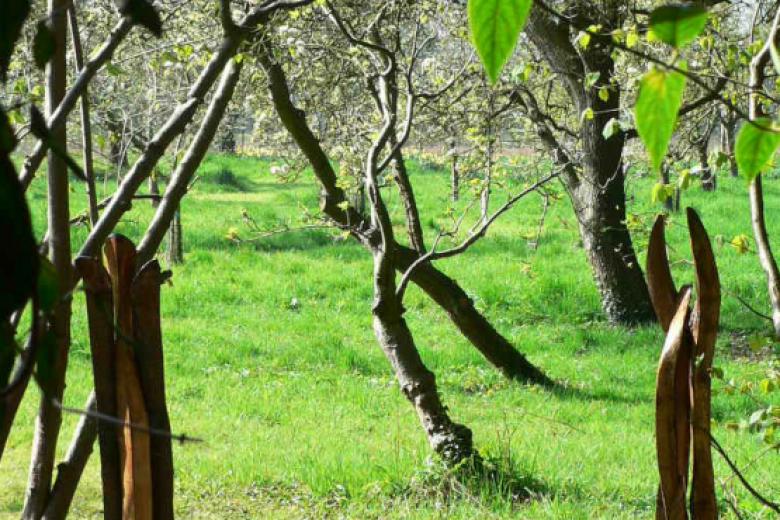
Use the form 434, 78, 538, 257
258, 43, 551, 385
364, 121, 473, 462
372, 297, 474, 461
24, 1, 73, 517
748, 16, 780, 338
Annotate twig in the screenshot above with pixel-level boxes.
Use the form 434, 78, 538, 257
54, 399, 203, 445
237, 224, 334, 243
724, 289, 773, 322
529, 192, 550, 251
396, 169, 562, 302
707, 431, 780, 513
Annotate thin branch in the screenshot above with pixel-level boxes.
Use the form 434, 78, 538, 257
54, 398, 202, 445
708, 431, 780, 513
725, 289, 773, 322
396, 169, 562, 302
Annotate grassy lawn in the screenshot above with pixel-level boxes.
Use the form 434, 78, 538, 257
1, 154, 778, 518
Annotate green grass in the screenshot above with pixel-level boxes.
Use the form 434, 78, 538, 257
1, 154, 778, 518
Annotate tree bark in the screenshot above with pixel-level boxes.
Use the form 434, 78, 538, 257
748, 12, 780, 338
24, 1, 73, 517
699, 143, 716, 192
364, 105, 473, 461
749, 176, 780, 336
720, 111, 738, 178
525, 7, 654, 324
451, 154, 459, 202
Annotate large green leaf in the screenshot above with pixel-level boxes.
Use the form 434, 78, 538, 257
0, 0, 31, 81
37, 256, 59, 314
735, 118, 780, 182
468, 0, 532, 84
0, 111, 39, 320
649, 4, 708, 48
32, 20, 55, 69
635, 66, 687, 173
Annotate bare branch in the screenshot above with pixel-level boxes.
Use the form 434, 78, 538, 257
396, 169, 562, 303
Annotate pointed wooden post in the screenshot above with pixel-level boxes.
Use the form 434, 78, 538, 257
104, 235, 153, 520
648, 209, 719, 520
655, 288, 692, 520
75, 257, 122, 520
132, 260, 174, 520
687, 210, 720, 520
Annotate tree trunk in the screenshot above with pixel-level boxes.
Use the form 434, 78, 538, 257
391, 144, 425, 253
258, 45, 551, 384
569, 168, 655, 324
571, 77, 654, 324
720, 111, 738, 178
137, 60, 242, 266
149, 174, 160, 208
451, 154, 459, 202
750, 176, 780, 336
167, 209, 183, 265
526, 8, 654, 324
699, 144, 716, 192
394, 247, 552, 385
373, 302, 473, 462
24, 1, 72, 517
41, 405, 97, 520
661, 166, 675, 211
748, 22, 780, 338
364, 107, 474, 462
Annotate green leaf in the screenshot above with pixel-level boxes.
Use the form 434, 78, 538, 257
651, 182, 674, 203
0, 111, 39, 320
760, 378, 776, 394
626, 27, 639, 48
678, 168, 691, 189
468, 0, 532, 84
33, 20, 55, 69
736, 118, 780, 181
602, 118, 622, 140
576, 31, 591, 49
649, 4, 708, 48
581, 107, 595, 122
37, 257, 58, 313
0, 0, 31, 81
731, 234, 750, 254
635, 65, 687, 173
35, 328, 57, 394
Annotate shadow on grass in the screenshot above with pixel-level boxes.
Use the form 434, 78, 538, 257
544, 381, 650, 406
192, 230, 350, 254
